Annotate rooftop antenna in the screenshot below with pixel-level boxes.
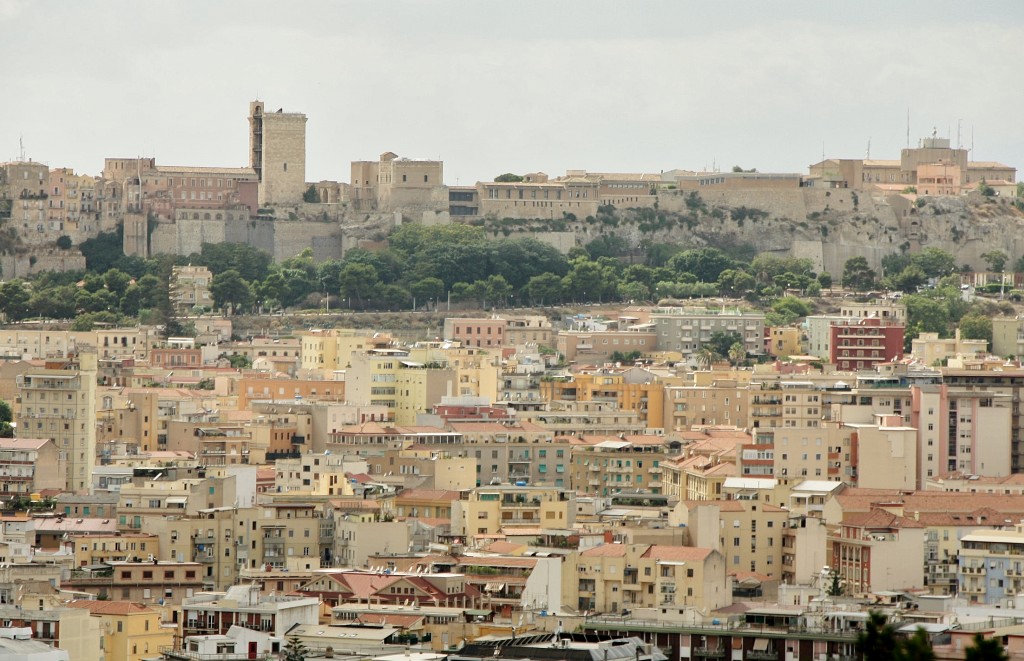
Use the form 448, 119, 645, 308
906, 108, 910, 148
971, 125, 975, 157
18, 136, 25, 162
866, 137, 871, 160
957, 119, 962, 150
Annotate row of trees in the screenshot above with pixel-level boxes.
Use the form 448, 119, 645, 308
858, 611, 1008, 661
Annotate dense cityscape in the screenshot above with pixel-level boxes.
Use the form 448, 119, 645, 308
2, 5, 1024, 661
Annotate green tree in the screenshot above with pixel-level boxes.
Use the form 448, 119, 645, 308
842, 256, 877, 291
55, 235, 72, 249
825, 568, 843, 596
964, 632, 1010, 661
222, 353, 251, 369
958, 313, 993, 346
210, 270, 254, 314
494, 173, 524, 182
338, 263, 380, 305
708, 331, 743, 358
982, 250, 1009, 273
525, 273, 563, 305
978, 178, 996, 197
0, 280, 31, 321
409, 277, 445, 306
617, 280, 649, 302
103, 269, 132, 298
857, 611, 898, 661
302, 184, 321, 203
484, 275, 513, 308
0, 400, 13, 438
911, 247, 956, 279
768, 296, 812, 326
283, 635, 307, 661
585, 234, 629, 259
817, 272, 833, 289
896, 627, 936, 661
887, 265, 927, 293
668, 247, 735, 283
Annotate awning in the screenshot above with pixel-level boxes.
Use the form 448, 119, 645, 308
166, 496, 188, 505
483, 583, 505, 592
752, 639, 770, 652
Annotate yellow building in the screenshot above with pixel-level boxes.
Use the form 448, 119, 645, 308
566, 543, 731, 614
673, 499, 789, 579
541, 368, 665, 429
766, 327, 802, 358
298, 328, 384, 376
16, 351, 97, 493
68, 600, 173, 661
346, 348, 456, 424
451, 485, 576, 538
72, 533, 160, 567
569, 435, 677, 496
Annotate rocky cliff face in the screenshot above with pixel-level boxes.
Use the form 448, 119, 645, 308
462, 188, 1024, 278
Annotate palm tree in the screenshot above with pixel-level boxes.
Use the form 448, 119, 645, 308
727, 342, 746, 367
695, 346, 719, 370
965, 633, 1010, 661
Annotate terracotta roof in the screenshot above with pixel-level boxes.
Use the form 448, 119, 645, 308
580, 544, 628, 558
67, 600, 154, 615
642, 545, 713, 562
836, 489, 1024, 517
397, 489, 461, 502
0, 438, 51, 450
482, 541, 526, 555
842, 508, 925, 529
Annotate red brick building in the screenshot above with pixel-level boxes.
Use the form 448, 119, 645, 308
829, 318, 904, 371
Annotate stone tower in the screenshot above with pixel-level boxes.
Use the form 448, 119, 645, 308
248, 100, 307, 207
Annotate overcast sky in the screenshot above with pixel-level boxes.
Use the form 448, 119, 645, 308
2, 1, 1023, 184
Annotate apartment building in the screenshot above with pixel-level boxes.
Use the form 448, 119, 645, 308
451, 484, 576, 537
65, 560, 204, 605
911, 382, 1011, 483
298, 328, 384, 377
333, 518, 409, 568
569, 435, 676, 497
0, 438, 64, 498
651, 307, 765, 357
541, 367, 665, 428
676, 500, 789, 578
959, 525, 1024, 605
567, 543, 730, 614
15, 352, 98, 493
829, 318, 904, 371
274, 452, 362, 496
911, 330, 987, 366
71, 533, 159, 567
67, 600, 173, 661
345, 348, 456, 424
830, 508, 926, 594
664, 379, 750, 431
0, 595, 101, 661
556, 329, 658, 365
443, 317, 508, 348
180, 584, 318, 639
169, 265, 213, 315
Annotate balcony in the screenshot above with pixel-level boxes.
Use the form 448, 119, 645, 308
692, 648, 726, 658
748, 651, 779, 660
